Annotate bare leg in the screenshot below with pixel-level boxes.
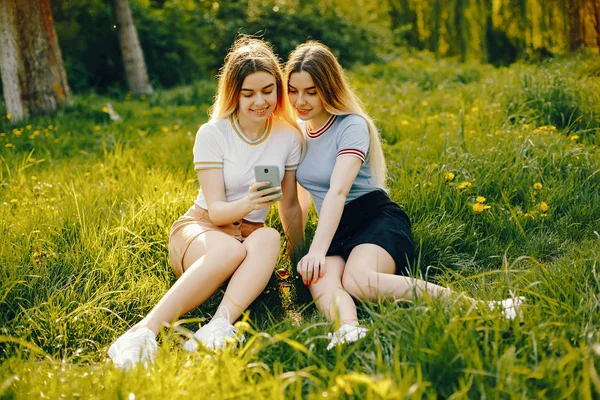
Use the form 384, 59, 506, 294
309, 256, 359, 326
213, 227, 281, 322
341, 244, 471, 303
133, 231, 247, 334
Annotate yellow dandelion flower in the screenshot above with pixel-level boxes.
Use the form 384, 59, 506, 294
444, 171, 455, 181
28, 135, 35, 140
494, 129, 502, 135
84, 172, 91, 177
101, 106, 109, 113
13, 129, 22, 136
471, 106, 479, 112
26, 125, 31, 130
476, 196, 486, 203
173, 124, 180, 130
6, 113, 12, 120
533, 182, 543, 190
421, 101, 429, 106
522, 124, 530, 129
472, 203, 491, 213
456, 181, 472, 190
31, 176, 37, 180
94, 126, 101, 131
234, 321, 251, 332
517, 134, 523, 139
539, 202, 549, 212
5, 143, 13, 148
524, 212, 534, 220
161, 127, 169, 133
569, 135, 579, 141
0, 133, 5, 137
401, 120, 409, 126
469, 129, 476, 135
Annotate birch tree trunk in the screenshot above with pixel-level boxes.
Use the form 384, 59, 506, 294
0, 0, 71, 123
111, 0, 152, 95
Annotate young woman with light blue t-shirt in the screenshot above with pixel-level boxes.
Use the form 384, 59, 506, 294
285, 41, 524, 349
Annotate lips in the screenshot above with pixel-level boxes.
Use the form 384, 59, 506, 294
296, 108, 311, 115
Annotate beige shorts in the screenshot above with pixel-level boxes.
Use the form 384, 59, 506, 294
168, 204, 263, 277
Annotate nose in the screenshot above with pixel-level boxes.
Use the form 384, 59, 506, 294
254, 93, 266, 106
295, 93, 306, 106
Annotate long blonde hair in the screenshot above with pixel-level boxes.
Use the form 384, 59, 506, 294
285, 41, 387, 187
210, 36, 302, 145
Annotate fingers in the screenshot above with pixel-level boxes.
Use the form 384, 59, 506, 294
248, 183, 282, 210
297, 255, 325, 286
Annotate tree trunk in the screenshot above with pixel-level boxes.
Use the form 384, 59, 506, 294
568, 0, 583, 50
590, 0, 600, 51
0, 0, 71, 123
111, 0, 152, 95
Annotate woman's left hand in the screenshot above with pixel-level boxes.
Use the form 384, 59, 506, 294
297, 251, 325, 286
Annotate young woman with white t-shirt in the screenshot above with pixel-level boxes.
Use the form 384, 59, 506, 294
285, 41, 524, 349
108, 37, 305, 369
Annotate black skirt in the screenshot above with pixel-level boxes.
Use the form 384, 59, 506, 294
326, 190, 415, 275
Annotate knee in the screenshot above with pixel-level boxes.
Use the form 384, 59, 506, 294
257, 227, 281, 250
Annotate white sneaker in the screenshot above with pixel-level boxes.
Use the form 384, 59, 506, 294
183, 317, 243, 352
326, 324, 368, 350
488, 296, 525, 320
108, 328, 157, 370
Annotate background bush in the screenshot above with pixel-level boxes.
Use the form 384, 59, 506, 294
52, 0, 393, 93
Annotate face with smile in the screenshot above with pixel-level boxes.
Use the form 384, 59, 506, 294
237, 71, 277, 131
288, 71, 331, 128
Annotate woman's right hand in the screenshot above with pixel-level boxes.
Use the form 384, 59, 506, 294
297, 251, 326, 286
246, 181, 282, 211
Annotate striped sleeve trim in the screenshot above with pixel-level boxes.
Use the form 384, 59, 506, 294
194, 161, 224, 170
285, 163, 299, 171
336, 149, 366, 162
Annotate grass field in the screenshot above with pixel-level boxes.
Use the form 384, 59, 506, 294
1, 50, 599, 399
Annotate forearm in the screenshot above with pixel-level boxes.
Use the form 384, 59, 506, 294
279, 202, 304, 255
207, 197, 253, 226
309, 191, 346, 255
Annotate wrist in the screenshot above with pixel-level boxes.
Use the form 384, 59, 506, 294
308, 245, 327, 256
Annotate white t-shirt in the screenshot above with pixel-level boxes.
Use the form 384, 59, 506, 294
193, 117, 302, 223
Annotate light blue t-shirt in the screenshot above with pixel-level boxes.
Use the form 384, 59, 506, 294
296, 114, 383, 215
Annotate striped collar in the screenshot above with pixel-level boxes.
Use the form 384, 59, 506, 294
307, 114, 337, 138
231, 114, 272, 145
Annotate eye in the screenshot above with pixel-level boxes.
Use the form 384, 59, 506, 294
263, 90, 274, 95
242, 93, 253, 98
288, 88, 297, 93
307, 91, 318, 96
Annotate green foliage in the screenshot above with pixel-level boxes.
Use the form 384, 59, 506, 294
51, 0, 393, 92
1, 52, 600, 397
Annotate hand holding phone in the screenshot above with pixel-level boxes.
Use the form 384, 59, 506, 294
246, 165, 282, 210
254, 165, 282, 196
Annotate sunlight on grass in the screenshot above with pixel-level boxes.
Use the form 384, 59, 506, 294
1, 51, 599, 398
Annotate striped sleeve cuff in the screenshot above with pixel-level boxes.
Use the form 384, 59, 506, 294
194, 161, 223, 170
336, 149, 365, 162
285, 163, 299, 171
